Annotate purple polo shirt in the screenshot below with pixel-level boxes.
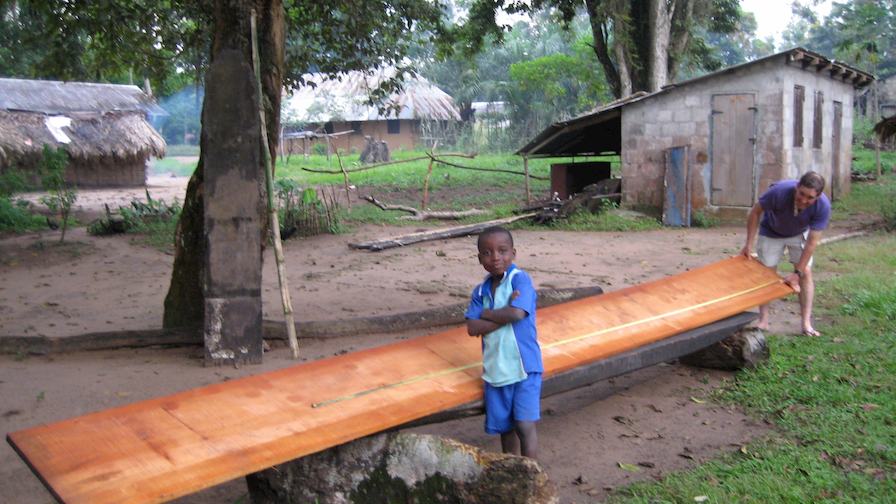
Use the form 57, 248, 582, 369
758, 180, 831, 238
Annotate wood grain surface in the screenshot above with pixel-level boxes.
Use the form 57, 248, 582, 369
7, 256, 792, 504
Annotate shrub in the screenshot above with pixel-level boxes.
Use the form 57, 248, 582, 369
38, 145, 77, 242
275, 179, 340, 238
691, 210, 720, 228
0, 197, 45, 232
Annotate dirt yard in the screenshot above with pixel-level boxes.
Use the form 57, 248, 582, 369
1, 180, 853, 503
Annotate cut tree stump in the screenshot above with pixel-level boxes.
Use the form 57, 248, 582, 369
246, 432, 558, 504
679, 326, 768, 370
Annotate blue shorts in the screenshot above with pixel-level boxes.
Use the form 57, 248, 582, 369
483, 372, 542, 435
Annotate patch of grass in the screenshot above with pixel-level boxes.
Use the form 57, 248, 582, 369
0, 197, 47, 233
605, 233, 896, 503
164, 144, 200, 157
149, 157, 197, 177
537, 207, 661, 232
128, 219, 179, 251
691, 210, 720, 228
832, 172, 896, 222
275, 151, 620, 226
851, 146, 896, 174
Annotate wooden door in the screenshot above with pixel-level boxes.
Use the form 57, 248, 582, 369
832, 101, 843, 199
710, 94, 756, 206
663, 146, 690, 226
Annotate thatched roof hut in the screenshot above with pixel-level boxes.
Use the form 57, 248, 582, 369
282, 69, 461, 152
0, 78, 167, 187
874, 116, 896, 142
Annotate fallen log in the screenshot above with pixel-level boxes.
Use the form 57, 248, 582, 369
348, 213, 538, 251
0, 286, 604, 354
360, 195, 487, 221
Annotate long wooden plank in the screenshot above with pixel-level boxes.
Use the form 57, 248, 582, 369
7, 256, 792, 504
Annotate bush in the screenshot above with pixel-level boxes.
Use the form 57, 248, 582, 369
87, 191, 181, 236
275, 179, 340, 238
0, 169, 29, 197
0, 197, 45, 232
691, 210, 720, 228
38, 145, 77, 242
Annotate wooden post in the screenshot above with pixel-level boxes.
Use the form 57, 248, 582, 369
334, 148, 352, 210
523, 156, 532, 204
251, 11, 299, 359
421, 156, 435, 209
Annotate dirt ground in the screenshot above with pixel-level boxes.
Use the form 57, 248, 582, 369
2, 179, 850, 504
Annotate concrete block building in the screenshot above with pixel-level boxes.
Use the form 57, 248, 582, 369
519, 48, 873, 222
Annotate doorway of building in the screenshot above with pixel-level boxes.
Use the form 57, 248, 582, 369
710, 94, 756, 206
832, 101, 843, 199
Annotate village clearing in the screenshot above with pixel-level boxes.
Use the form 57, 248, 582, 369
0, 179, 868, 503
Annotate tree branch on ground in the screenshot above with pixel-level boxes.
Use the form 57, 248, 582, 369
361, 195, 487, 221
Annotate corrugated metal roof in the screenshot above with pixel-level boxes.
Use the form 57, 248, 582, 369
0, 78, 168, 117
283, 69, 461, 122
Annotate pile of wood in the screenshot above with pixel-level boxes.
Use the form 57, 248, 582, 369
531, 178, 622, 224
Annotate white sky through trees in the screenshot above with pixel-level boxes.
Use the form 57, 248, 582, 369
741, 0, 834, 42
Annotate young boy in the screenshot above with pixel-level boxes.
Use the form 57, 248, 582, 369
465, 226, 542, 459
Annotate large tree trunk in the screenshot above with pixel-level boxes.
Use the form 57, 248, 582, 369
163, 0, 284, 337
648, 0, 674, 92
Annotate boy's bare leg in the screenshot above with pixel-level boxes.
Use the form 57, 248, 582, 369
515, 421, 538, 459
500, 431, 519, 455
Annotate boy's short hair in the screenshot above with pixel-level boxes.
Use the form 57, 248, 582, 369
477, 226, 514, 250
799, 171, 826, 193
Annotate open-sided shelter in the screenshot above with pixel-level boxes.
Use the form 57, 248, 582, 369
518, 48, 873, 223
0, 78, 166, 188
281, 69, 461, 153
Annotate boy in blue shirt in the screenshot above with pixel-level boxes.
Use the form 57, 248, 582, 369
465, 226, 542, 459
741, 171, 831, 336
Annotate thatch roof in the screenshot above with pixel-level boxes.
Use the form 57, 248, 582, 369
0, 110, 166, 168
874, 116, 896, 141
283, 69, 461, 123
0, 78, 167, 168
0, 78, 167, 117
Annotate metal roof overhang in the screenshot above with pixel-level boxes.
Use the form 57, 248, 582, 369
516, 108, 621, 158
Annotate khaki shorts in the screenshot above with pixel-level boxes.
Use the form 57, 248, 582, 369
756, 231, 812, 270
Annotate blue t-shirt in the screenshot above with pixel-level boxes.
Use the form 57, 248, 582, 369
758, 179, 831, 238
465, 264, 543, 373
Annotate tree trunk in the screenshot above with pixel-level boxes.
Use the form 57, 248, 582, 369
648, 0, 674, 92
585, 0, 623, 98
163, 0, 285, 335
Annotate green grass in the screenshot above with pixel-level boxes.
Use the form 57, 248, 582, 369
149, 157, 197, 177
832, 172, 896, 224
127, 219, 179, 251
276, 150, 621, 227
605, 175, 896, 503
0, 197, 48, 233
851, 146, 896, 174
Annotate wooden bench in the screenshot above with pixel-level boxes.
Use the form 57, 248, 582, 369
7, 256, 791, 504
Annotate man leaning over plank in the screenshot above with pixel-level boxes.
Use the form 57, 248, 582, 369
741, 171, 831, 337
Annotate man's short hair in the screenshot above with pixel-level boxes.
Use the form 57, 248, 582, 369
799, 171, 826, 193
477, 226, 514, 250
